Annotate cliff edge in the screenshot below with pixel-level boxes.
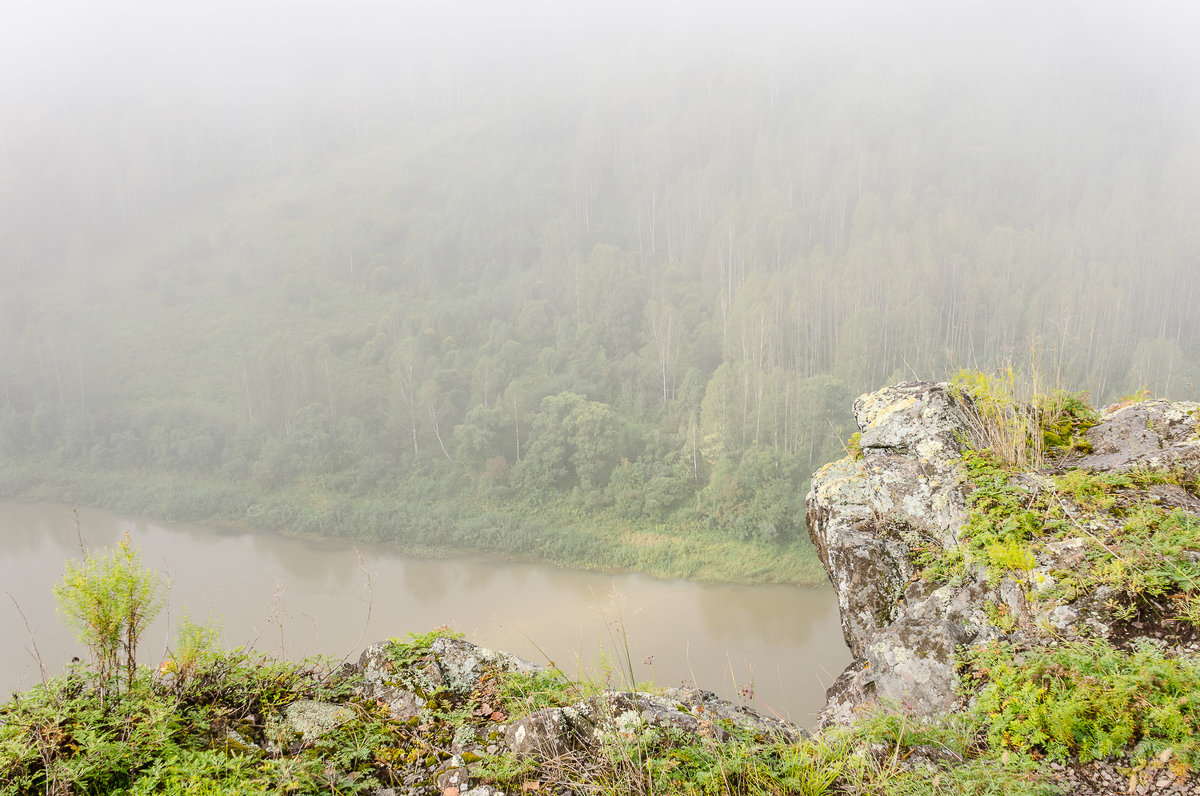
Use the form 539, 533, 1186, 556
807, 380, 1200, 733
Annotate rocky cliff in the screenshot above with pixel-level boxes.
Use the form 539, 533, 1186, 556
807, 381, 1200, 730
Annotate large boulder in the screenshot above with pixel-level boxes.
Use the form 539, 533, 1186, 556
807, 382, 977, 720
807, 381, 1200, 726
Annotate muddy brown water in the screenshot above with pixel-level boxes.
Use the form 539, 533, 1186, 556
0, 501, 850, 726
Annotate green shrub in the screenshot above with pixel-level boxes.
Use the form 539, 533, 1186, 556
53, 533, 164, 694
845, 431, 863, 460
166, 614, 223, 684
970, 640, 1200, 771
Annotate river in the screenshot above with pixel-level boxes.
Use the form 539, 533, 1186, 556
0, 501, 849, 726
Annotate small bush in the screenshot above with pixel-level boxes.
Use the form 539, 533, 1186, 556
970, 640, 1200, 771
53, 533, 164, 694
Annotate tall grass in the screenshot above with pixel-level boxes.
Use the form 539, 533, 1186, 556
950, 368, 1095, 470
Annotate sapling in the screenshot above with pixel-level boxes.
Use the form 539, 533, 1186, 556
53, 532, 163, 696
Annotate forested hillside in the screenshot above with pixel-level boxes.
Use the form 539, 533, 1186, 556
1, 2, 1198, 583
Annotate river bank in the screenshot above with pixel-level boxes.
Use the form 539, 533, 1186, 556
0, 461, 828, 588
0, 500, 848, 725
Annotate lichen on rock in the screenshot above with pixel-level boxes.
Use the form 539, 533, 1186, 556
807, 379, 1200, 728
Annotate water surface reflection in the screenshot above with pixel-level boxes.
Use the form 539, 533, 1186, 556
0, 502, 849, 726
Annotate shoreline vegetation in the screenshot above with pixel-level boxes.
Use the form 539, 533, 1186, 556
0, 461, 829, 587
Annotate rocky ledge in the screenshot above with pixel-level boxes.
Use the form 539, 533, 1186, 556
202, 383, 1200, 795
806, 381, 1200, 728
257, 633, 803, 795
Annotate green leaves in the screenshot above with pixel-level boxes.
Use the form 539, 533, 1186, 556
515, 392, 629, 499
951, 451, 1050, 588
970, 640, 1200, 769
53, 534, 164, 694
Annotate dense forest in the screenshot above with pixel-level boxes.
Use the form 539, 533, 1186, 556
1, 2, 1198, 583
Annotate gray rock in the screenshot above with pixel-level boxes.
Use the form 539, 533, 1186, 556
808, 382, 970, 662
807, 381, 1200, 727
1075, 400, 1200, 472
863, 619, 964, 714
589, 690, 705, 737
855, 381, 968, 458
504, 688, 804, 757
428, 636, 543, 695
505, 705, 594, 756
1047, 605, 1079, 632
656, 686, 805, 743
355, 635, 543, 708
374, 684, 425, 720
437, 754, 470, 791
808, 381, 975, 720
281, 700, 353, 741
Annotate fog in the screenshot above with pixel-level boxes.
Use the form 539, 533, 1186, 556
4, 3, 1197, 268
1, 0, 1199, 639
8, 1, 1200, 102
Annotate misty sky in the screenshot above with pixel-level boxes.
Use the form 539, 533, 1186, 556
5, 0, 1199, 102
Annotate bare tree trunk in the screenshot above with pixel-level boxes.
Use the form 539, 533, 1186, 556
430, 405, 454, 463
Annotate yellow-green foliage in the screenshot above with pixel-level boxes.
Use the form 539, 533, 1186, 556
984, 538, 1036, 574
950, 370, 1098, 468
1053, 468, 1117, 512
950, 450, 1061, 588
1095, 505, 1200, 610
1044, 467, 1200, 625
166, 614, 223, 684
53, 533, 164, 694
970, 640, 1200, 772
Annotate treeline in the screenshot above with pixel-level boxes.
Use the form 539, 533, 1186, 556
0, 31, 1197, 581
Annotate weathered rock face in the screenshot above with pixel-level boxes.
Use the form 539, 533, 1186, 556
807, 381, 1200, 726
347, 635, 804, 795
504, 686, 803, 759
1075, 399, 1200, 473
356, 634, 543, 720
807, 382, 977, 721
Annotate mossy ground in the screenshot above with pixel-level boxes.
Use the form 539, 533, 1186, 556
0, 628, 1082, 796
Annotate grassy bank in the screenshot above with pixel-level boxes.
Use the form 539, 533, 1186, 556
0, 461, 828, 587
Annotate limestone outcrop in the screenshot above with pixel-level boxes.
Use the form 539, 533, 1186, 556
806, 381, 1200, 726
